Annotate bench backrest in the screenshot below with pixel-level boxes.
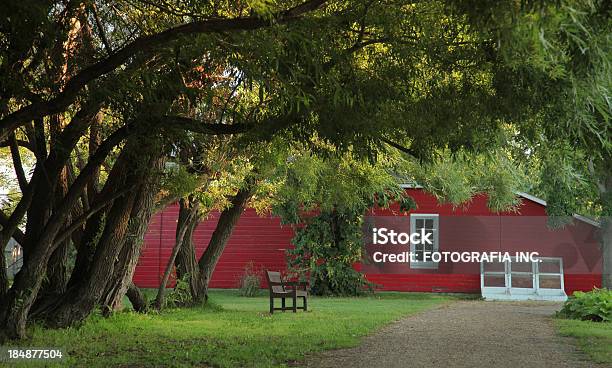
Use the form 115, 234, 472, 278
266, 271, 285, 293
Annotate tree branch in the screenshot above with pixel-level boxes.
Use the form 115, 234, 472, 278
0, 171, 37, 251
163, 116, 254, 134
9, 134, 29, 192
0, 211, 25, 245
36, 125, 130, 246
0, 0, 328, 140
381, 137, 418, 158
0, 138, 34, 152
53, 186, 134, 246
90, 3, 113, 55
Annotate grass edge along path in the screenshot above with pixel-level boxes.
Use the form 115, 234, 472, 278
6, 290, 465, 367
554, 318, 612, 364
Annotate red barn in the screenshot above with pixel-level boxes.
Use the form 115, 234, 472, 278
133, 188, 602, 301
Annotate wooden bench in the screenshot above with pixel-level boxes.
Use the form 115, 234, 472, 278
265, 270, 308, 313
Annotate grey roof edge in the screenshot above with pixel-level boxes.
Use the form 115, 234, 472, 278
514, 192, 601, 228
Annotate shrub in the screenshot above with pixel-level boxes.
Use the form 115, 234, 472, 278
239, 262, 262, 297
286, 211, 374, 296
558, 288, 612, 322
165, 274, 193, 308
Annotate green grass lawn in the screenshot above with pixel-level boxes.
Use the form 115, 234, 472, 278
7, 290, 460, 367
555, 318, 612, 364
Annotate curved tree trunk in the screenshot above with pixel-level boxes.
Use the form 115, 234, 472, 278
126, 282, 148, 312
44, 240, 71, 295
65, 210, 105, 290
35, 163, 74, 308
175, 200, 203, 303
102, 156, 164, 313
0, 128, 119, 339
196, 184, 253, 302
155, 198, 199, 309
31, 239, 71, 316
0, 245, 52, 341
47, 184, 138, 327
44, 139, 161, 327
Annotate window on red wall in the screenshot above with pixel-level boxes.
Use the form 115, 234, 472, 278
410, 214, 439, 269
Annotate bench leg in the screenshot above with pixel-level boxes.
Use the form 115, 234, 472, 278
293, 294, 297, 313
303, 297, 307, 312
282, 297, 285, 312
270, 296, 274, 314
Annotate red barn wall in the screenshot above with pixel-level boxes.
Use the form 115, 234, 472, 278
133, 206, 293, 289
133, 189, 602, 294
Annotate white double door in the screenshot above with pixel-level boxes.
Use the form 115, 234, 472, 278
481, 257, 567, 301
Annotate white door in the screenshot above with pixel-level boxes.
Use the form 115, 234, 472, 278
481, 257, 567, 301
535, 257, 566, 297
508, 259, 535, 296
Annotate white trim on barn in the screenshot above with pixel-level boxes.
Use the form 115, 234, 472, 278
409, 213, 439, 269
399, 183, 423, 189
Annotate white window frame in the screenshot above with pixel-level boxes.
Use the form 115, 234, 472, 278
480, 256, 566, 301
508, 257, 536, 296
409, 214, 439, 269
480, 260, 508, 292
535, 257, 565, 296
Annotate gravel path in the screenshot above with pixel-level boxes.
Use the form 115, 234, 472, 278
306, 301, 604, 368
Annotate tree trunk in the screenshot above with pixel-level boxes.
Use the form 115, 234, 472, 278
196, 184, 253, 302
42, 135, 163, 327
28, 236, 72, 317
64, 114, 106, 290
601, 169, 612, 289
46, 239, 71, 293
0, 249, 6, 298
126, 283, 148, 312
64, 146, 128, 292
48, 185, 137, 327
603, 218, 612, 289
65, 210, 104, 290
175, 199, 203, 303
155, 198, 199, 309
38, 162, 73, 300
101, 156, 164, 313
0, 250, 50, 341
41, 140, 143, 327
0, 125, 127, 339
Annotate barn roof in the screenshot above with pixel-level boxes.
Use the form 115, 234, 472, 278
515, 192, 600, 228
398, 184, 600, 227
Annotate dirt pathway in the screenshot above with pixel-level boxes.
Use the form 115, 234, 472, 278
306, 301, 603, 368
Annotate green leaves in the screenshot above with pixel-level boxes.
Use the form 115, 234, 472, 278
246, 0, 278, 18
271, 147, 410, 295
287, 210, 373, 296
497, 1, 610, 220
160, 165, 201, 200
399, 150, 524, 212
559, 288, 612, 322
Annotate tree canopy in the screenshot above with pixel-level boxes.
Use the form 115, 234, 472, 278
1, 0, 609, 341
